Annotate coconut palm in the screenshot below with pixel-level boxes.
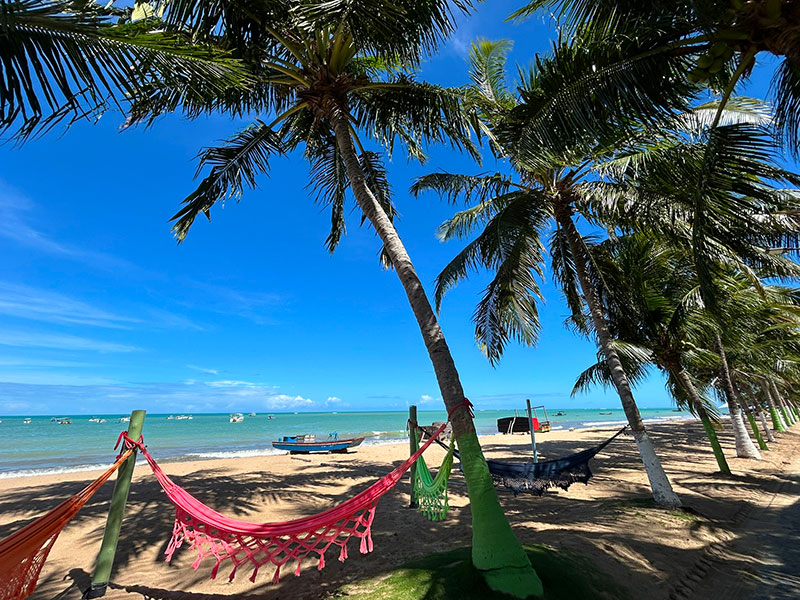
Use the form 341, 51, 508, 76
0, 0, 251, 139
512, 0, 800, 153
124, 1, 545, 595
413, 40, 691, 507
573, 235, 736, 473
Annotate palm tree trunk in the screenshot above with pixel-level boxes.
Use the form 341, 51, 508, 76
714, 333, 760, 459
330, 107, 542, 598
757, 405, 776, 442
739, 398, 769, 451
556, 208, 681, 507
771, 381, 795, 426
672, 368, 731, 474
760, 379, 786, 432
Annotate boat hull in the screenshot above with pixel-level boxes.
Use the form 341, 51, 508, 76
272, 437, 365, 454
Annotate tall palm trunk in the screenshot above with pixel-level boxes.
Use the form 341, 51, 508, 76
330, 107, 542, 599
761, 379, 787, 432
672, 368, 731, 474
556, 207, 681, 507
737, 391, 769, 451
771, 381, 795, 426
714, 333, 761, 459
757, 405, 776, 442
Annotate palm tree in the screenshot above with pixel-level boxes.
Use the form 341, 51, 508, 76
512, 0, 800, 152
0, 0, 250, 139
413, 40, 689, 507
127, 2, 543, 595
573, 236, 735, 474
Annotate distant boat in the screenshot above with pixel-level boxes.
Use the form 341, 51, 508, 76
119, 416, 130, 423
599, 412, 613, 415
555, 411, 566, 416
272, 434, 364, 454
23, 418, 31, 424
88, 417, 105, 423
267, 415, 275, 420
248, 412, 257, 417
50, 417, 68, 422
57, 418, 71, 425
175, 415, 192, 420
230, 413, 244, 423
167, 415, 174, 420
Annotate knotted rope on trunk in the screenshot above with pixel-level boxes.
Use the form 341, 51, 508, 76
121, 421, 448, 584
0, 450, 132, 600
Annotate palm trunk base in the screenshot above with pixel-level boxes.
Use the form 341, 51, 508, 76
729, 410, 761, 459
458, 433, 543, 598
770, 407, 787, 432
632, 429, 682, 507
745, 412, 769, 451
699, 412, 731, 474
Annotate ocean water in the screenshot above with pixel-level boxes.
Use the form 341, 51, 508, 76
0, 408, 690, 477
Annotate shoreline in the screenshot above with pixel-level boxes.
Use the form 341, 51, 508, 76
0, 413, 695, 480
1, 418, 796, 600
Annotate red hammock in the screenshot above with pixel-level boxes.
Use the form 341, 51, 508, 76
0, 450, 132, 600
124, 421, 448, 584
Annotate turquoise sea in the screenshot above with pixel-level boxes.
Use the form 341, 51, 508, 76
0, 408, 691, 477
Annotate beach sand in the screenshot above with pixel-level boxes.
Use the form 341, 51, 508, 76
2, 419, 799, 599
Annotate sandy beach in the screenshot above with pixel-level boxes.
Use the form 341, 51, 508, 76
2, 419, 798, 600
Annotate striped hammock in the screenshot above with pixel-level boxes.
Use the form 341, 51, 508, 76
411, 429, 454, 521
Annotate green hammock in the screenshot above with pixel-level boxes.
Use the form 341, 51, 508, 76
411, 429, 454, 521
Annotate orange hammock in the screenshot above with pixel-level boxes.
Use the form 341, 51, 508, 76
120, 420, 449, 584
0, 450, 132, 600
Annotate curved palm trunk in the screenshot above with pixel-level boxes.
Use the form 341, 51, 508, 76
672, 368, 731, 474
739, 398, 769, 451
714, 334, 761, 459
771, 381, 795, 426
557, 209, 681, 507
757, 405, 776, 443
330, 108, 542, 598
760, 380, 786, 432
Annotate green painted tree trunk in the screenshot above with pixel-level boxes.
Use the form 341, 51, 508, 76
673, 368, 731, 474
762, 380, 787, 432
331, 108, 542, 599
773, 382, 796, 426
557, 208, 680, 508
742, 402, 768, 451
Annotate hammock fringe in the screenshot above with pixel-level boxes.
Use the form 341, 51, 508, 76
123, 421, 448, 585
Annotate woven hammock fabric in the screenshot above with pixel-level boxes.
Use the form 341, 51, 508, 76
412, 435, 454, 522
130, 421, 448, 584
446, 427, 627, 496
0, 450, 132, 600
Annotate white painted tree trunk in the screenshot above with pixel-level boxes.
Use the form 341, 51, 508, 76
714, 335, 761, 459
557, 209, 681, 507
758, 408, 776, 443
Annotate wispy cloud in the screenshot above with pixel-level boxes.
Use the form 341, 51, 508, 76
187, 364, 218, 375
0, 282, 139, 328
0, 182, 139, 272
0, 330, 140, 353
419, 394, 439, 404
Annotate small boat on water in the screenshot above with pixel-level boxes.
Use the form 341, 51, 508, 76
23, 418, 31, 424
57, 418, 71, 425
248, 412, 257, 417
175, 415, 192, 420
272, 433, 364, 454
119, 416, 130, 423
230, 413, 244, 423
267, 414, 275, 420
88, 417, 106, 423
599, 412, 613, 415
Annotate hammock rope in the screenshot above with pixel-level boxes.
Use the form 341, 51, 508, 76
119, 420, 449, 584
428, 426, 628, 496
0, 449, 133, 600
410, 427, 454, 522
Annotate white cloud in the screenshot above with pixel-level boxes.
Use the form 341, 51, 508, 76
420, 394, 439, 404
326, 396, 342, 403
187, 364, 218, 375
0, 282, 139, 329
0, 330, 140, 353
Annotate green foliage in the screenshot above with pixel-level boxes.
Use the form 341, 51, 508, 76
337, 546, 631, 600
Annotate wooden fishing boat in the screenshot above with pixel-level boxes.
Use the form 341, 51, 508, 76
272, 433, 365, 454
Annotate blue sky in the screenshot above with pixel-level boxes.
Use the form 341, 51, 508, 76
0, 2, 785, 415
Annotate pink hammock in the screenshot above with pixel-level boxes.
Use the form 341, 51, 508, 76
122, 420, 448, 584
